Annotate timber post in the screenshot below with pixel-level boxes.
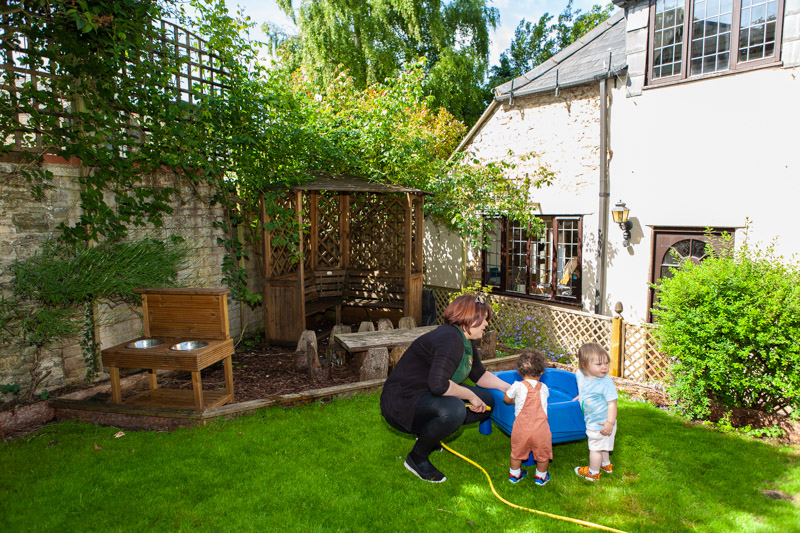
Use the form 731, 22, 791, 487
610, 301, 624, 377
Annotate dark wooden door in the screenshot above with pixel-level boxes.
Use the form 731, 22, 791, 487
648, 228, 734, 322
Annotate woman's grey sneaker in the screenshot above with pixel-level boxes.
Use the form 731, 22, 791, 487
404, 454, 446, 483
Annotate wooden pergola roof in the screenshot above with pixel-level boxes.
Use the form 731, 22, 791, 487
285, 172, 432, 196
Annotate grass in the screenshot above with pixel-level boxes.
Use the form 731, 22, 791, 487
1, 393, 799, 532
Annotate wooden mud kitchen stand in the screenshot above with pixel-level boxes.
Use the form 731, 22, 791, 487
101, 288, 235, 410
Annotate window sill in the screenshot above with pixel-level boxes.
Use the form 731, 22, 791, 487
644, 60, 783, 91
495, 290, 581, 308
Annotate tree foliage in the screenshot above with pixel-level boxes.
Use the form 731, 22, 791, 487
487, 1, 614, 89
1, 0, 552, 356
652, 234, 800, 419
270, 0, 498, 125
285, 62, 550, 244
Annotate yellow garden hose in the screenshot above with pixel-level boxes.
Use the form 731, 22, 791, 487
440, 441, 627, 533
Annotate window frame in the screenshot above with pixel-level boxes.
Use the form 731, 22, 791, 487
647, 226, 735, 322
481, 215, 583, 305
646, 0, 785, 87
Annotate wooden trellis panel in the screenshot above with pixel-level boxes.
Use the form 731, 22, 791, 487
622, 322, 671, 383
0, 3, 226, 153
349, 192, 405, 270
427, 285, 669, 383
430, 287, 453, 325
316, 190, 341, 269
302, 194, 314, 271
490, 297, 612, 364
268, 195, 298, 277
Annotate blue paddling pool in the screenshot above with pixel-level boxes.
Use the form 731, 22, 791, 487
478, 368, 587, 463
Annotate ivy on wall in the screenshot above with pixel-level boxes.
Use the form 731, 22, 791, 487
0, 0, 554, 396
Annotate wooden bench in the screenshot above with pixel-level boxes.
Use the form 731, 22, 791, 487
304, 269, 407, 323
344, 270, 405, 310
304, 269, 345, 320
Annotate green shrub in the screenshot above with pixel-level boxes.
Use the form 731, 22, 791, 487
652, 236, 800, 419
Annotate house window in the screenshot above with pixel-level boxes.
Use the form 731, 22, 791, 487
482, 216, 582, 304
648, 0, 784, 84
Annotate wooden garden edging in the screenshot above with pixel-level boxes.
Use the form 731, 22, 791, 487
6, 352, 674, 437
39, 355, 521, 433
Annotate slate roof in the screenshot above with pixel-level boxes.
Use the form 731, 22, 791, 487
494, 9, 627, 101
451, 9, 628, 156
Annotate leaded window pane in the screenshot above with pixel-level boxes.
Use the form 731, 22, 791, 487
530, 225, 552, 294
752, 24, 765, 44
767, 2, 778, 20
556, 219, 579, 297
690, 0, 732, 75
691, 240, 707, 258
766, 21, 776, 41
653, 0, 685, 79
693, 20, 704, 39
739, 0, 778, 61
508, 221, 528, 293
485, 219, 502, 288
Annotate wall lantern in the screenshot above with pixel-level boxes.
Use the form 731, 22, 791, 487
611, 200, 633, 241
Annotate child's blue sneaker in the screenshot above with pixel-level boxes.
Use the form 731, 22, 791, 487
509, 468, 527, 483
534, 472, 551, 486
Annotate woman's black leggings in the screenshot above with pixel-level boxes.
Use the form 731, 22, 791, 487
409, 385, 495, 459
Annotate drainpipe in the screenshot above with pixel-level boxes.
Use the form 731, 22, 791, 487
595, 77, 610, 315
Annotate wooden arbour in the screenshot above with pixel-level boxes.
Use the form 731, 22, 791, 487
260, 173, 429, 345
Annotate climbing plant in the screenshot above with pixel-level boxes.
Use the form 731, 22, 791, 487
0, 0, 553, 395
0, 238, 189, 395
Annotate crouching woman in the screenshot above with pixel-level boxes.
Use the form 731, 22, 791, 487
380, 294, 510, 483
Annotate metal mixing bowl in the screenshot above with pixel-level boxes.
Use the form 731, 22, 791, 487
125, 339, 164, 349
170, 341, 208, 351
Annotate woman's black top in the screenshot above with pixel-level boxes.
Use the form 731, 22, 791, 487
379, 323, 487, 433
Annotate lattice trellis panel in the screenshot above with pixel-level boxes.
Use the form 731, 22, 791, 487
349, 192, 405, 270
429, 286, 456, 325
1, 4, 226, 153
426, 287, 610, 362
301, 195, 313, 271
411, 205, 420, 272
268, 195, 299, 277
623, 322, 671, 383
316, 190, 341, 268
426, 286, 672, 380
491, 297, 612, 364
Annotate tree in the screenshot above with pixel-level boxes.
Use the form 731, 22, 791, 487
269, 0, 498, 126
487, 1, 614, 89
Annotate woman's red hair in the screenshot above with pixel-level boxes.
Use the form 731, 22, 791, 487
442, 294, 491, 334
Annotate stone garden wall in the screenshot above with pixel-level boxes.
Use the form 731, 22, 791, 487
0, 158, 264, 398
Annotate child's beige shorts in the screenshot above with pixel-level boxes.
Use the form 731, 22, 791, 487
586, 422, 617, 451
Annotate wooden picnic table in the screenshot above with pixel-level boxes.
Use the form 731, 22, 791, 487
333, 325, 438, 355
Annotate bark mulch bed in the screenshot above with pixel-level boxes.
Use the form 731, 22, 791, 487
159, 337, 360, 402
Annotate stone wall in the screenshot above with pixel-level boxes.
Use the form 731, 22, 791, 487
459, 83, 604, 311
0, 159, 264, 399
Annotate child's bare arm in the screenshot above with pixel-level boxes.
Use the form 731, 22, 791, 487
503, 393, 514, 404
600, 399, 618, 436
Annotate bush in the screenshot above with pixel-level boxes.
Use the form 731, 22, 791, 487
652, 236, 800, 419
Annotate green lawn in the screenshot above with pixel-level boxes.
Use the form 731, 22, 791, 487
1, 393, 798, 532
